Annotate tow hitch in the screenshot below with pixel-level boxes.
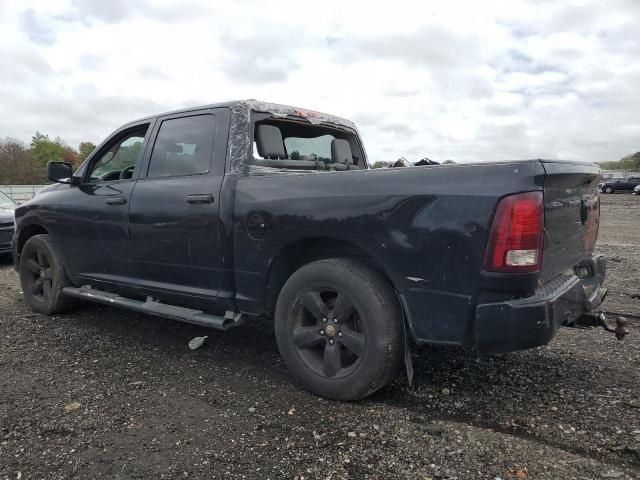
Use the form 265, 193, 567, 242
573, 312, 629, 341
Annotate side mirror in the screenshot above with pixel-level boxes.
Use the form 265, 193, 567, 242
47, 161, 73, 184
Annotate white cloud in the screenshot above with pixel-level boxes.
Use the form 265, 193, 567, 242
0, 0, 638, 163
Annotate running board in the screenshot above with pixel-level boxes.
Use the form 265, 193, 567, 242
62, 286, 243, 330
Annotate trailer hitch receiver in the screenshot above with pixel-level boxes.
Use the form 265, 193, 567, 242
573, 312, 629, 341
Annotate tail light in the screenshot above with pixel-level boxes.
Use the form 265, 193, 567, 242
483, 191, 544, 273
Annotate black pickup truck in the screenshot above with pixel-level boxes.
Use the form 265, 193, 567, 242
12, 100, 609, 400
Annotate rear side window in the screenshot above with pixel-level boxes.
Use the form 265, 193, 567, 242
147, 115, 215, 178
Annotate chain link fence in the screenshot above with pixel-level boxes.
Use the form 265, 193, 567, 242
0, 185, 47, 203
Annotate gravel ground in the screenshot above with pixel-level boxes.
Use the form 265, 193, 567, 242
1, 193, 639, 480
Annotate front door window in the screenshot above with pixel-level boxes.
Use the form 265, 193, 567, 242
88, 128, 148, 183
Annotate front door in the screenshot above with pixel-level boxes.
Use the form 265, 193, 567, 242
127, 108, 230, 300
58, 121, 154, 281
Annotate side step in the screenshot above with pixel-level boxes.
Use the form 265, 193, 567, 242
62, 286, 243, 330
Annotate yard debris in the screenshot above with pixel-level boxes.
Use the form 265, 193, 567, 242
614, 317, 629, 341
188, 336, 208, 350
600, 472, 624, 478
509, 468, 527, 478
64, 402, 81, 413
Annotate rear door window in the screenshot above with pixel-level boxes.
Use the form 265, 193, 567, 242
147, 115, 215, 178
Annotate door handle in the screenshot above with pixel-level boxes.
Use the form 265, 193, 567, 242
186, 194, 214, 204
106, 197, 127, 205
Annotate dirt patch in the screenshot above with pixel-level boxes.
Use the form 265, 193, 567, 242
0, 193, 639, 479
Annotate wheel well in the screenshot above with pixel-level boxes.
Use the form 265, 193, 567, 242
264, 237, 397, 316
17, 224, 48, 254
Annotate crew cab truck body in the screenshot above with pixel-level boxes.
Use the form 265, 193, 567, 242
12, 100, 607, 400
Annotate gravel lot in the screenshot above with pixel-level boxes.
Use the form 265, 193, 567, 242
1, 193, 639, 480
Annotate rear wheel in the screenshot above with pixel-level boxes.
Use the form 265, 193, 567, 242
604, 186, 614, 193
275, 258, 403, 400
19, 234, 74, 315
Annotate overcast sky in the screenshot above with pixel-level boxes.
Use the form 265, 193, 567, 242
1, 0, 639, 163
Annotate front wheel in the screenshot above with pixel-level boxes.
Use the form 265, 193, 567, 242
604, 186, 614, 194
275, 258, 403, 400
19, 234, 75, 315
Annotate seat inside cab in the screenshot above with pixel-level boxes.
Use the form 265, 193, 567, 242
251, 120, 364, 171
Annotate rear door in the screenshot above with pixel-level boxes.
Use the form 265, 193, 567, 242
539, 161, 601, 282
127, 108, 230, 299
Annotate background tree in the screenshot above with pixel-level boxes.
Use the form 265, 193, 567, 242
29, 132, 65, 167
600, 152, 640, 172
78, 142, 97, 162
0, 138, 39, 184
371, 161, 388, 169
0, 133, 95, 185
62, 146, 80, 166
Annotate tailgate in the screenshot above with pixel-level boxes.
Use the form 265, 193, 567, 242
540, 161, 601, 283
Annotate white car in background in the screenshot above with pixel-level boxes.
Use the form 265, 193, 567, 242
633, 184, 640, 195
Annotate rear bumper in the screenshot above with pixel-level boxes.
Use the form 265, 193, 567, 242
475, 255, 606, 354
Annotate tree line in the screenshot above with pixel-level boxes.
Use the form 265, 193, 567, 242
0, 134, 95, 184
599, 152, 640, 173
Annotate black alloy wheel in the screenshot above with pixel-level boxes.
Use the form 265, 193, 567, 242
290, 286, 366, 379
275, 258, 403, 400
19, 234, 74, 314
22, 247, 54, 303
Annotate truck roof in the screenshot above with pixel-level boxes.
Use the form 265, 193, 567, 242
127, 100, 357, 130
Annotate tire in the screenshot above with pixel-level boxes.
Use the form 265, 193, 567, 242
19, 234, 75, 315
604, 186, 614, 194
275, 258, 403, 400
